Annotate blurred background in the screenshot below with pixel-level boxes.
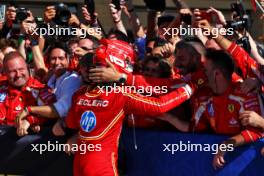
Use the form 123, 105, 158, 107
0, 0, 263, 41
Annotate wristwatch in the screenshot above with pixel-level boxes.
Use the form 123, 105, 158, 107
118, 73, 127, 84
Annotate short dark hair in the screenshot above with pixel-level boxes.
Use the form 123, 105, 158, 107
83, 35, 100, 49
183, 36, 203, 45
107, 29, 130, 43
143, 56, 172, 78
67, 37, 80, 46
188, 41, 206, 57
205, 49, 234, 80
126, 29, 135, 44
48, 41, 70, 55
183, 36, 206, 56
0, 38, 18, 51
79, 53, 95, 68
153, 37, 169, 48
158, 15, 175, 27
175, 40, 201, 60
47, 41, 70, 62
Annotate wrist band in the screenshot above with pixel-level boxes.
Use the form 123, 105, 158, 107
114, 19, 121, 23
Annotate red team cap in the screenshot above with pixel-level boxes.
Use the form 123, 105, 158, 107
95, 39, 136, 74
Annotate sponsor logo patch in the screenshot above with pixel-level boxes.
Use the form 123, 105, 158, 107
207, 102, 214, 117
198, 79, 204, 85
80, 111, 96, 132
229, 117, 238, 126
228, 104, 235, 113
0, 93, 6, 102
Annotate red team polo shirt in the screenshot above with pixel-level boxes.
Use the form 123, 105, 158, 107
0, 77, 52, 125
191, 82, 264, 143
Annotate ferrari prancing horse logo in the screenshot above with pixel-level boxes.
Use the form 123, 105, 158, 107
228, 104, 235, 113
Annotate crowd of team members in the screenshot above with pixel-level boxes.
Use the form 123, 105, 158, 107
0, 0, 264, 175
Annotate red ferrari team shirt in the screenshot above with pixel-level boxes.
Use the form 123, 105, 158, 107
66, 84, 193, 142
191, 82, 264, 143
0, 77, 54, 125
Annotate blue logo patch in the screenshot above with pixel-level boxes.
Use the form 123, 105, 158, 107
80, 111, 96, 132
0, 93, 6, 102
207, 102, 214, 117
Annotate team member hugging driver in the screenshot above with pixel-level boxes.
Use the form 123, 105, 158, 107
57, 39, 205, 176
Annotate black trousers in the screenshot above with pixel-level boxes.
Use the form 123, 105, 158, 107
0, 125, 73, 176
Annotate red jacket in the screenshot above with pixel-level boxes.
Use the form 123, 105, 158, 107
227, 42, 263, 82
124, 69, 244, 128
191, 82, 264, 143
0, 77, 54, 126
125, 69, 208, 94
65, 84, 192, 142
125, 67, 243, 91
